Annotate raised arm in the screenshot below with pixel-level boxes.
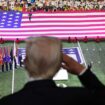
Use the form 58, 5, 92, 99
62, 53, 105, 89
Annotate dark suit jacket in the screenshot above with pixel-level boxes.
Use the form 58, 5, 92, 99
0, 68, 105, 105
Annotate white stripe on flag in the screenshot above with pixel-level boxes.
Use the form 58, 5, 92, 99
0, 26, 105, 31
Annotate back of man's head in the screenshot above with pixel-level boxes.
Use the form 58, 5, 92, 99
24, 37, 62, 79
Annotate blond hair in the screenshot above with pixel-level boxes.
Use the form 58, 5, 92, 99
24, 37, 62, 79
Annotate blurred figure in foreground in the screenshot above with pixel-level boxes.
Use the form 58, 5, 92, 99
0, 37, 105, 105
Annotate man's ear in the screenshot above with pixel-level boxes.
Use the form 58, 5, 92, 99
26, 37, 33, 44
24, 57, 28, 66
24, 56, 29, 71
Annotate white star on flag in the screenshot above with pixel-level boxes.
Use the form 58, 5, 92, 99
16, 12, 20, 15
14, 22, 18, 24
2, 16, 6, 18
7, 24, 11, 26
14, 25, 18, 27
15, 19, 18, 21
1, 23, 4, 24
8, 21, 12, 23
8, 18, 12, 20
3, 12, 7, 14
0, 25, 4, 27
1, 19, 5, 21
9, 14, 14, 16
15, 16, 19, 18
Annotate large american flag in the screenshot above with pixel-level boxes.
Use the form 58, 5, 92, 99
0, 10, 105, 40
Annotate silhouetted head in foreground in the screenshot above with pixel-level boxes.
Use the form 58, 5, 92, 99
24, 37, 62, 79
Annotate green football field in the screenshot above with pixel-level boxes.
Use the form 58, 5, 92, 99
0, 41, 105, 99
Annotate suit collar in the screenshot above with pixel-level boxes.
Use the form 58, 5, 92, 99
24, 79, 57, 89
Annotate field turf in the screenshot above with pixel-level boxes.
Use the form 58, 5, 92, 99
0, 41, 105, 98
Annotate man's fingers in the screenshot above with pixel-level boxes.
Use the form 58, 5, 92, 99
61, 64, 69, 70
62, 53, 72, 63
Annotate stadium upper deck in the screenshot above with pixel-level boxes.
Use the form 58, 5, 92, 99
0, 0, 105, 12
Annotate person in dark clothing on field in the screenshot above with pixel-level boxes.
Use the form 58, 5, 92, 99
9, 48, 17, 70
18, 54, 22, 67
28, 10, 32, 21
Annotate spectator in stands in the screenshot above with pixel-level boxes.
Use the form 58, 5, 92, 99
101, 0, 105, 10
0, 36, 105, 105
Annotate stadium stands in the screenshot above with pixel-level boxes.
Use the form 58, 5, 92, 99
0, 0, 105, 12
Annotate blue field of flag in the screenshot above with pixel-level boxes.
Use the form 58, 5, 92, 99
0, 11, 22, 28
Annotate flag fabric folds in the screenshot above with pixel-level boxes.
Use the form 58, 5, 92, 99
0, 11, 105, 39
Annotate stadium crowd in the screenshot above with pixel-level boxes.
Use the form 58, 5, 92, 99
0, 0, 105, 12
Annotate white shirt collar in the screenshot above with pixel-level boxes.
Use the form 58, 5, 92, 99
29, 77, 43, 82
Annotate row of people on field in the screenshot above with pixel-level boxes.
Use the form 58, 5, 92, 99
0, 46, 23, 72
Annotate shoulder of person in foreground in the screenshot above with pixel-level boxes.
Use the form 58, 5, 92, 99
0, 93, 15, 105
